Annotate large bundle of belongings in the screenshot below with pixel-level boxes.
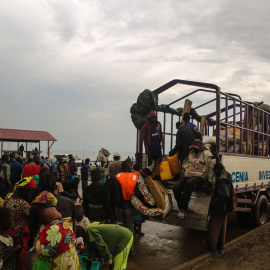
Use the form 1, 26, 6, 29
204, 101, 270, 155
130, 155, 181, 219
97, 148, 111, 162
130, 89, 158, 129
130, 89, 206, 130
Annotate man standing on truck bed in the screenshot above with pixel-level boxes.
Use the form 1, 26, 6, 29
142, 110, 163, 166
169, 113, 201, 166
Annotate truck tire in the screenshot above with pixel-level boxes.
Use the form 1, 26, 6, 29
250, 195, 269, 227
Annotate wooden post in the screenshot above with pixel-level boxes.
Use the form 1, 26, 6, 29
200, 116, 207, 135
39, 141, 41, 156
181, 99, 192, 124
48, 141, 50, 158
26, 142, 28, 160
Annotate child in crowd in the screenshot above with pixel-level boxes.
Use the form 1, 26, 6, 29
62, 176, 82, 202
0, 207, 24, 270
32, 191, 81, 270
75, 205, 89, 253
76, 205, 90, 229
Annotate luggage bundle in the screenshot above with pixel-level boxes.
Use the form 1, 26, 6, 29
130, 155, 181, 219
152, 155, 181, 181
96, 148, 111, 162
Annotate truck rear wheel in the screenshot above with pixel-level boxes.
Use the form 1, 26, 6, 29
250, 195, 269, 227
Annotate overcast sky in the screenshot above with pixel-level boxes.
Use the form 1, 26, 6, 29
1, 0, 270, 154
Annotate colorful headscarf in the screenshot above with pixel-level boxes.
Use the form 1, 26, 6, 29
32, 191, 57, 207
8, 177, 37, 199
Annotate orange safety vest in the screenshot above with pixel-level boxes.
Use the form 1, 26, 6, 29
116, 172, 139, 200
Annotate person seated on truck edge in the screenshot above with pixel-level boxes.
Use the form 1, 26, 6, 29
142, 110, 163, 166
169, 114, 202, 167
173, 139, 214, 218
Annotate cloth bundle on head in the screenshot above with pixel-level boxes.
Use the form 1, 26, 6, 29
32, 191, 57, 207
189, 139, 206, 151
8, 177, 37, 198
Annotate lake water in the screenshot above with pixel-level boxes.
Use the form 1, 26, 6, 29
50, 150, 136, 162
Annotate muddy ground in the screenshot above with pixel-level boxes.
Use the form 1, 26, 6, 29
127, 212, 251, 270
189, 222, 270, 270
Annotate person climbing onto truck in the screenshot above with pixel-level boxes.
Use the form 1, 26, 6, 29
206, 162, 233, 254
169, 115, 201, 167
173, 139, 214, 218
142, 110, 163, 166
183, 112, 198, 131
175, 121, 182, 130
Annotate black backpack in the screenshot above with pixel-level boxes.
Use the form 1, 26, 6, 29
223, 173, 236, 212
105, 176, 124, 206
227, 182, 237, 212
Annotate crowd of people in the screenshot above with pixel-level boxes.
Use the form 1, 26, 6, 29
0, 113, 235, 269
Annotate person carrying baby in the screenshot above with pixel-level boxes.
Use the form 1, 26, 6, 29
31, 191, 81, 270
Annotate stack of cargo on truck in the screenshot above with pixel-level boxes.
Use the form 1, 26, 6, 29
131, 79, 270, 230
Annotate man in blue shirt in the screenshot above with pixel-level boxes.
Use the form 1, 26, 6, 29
142, 111, 163, 166
9, 153, 23, 186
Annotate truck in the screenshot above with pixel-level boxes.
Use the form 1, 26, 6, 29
133, 79, 270, 230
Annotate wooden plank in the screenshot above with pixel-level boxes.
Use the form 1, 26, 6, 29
181, 99, 192, 124
200, 116, 207, 135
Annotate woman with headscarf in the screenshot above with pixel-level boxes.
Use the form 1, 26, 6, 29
32, 191, 81, 270
4, 177, 37, 270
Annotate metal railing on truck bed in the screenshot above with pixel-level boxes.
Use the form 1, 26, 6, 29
135, 79, 270, 227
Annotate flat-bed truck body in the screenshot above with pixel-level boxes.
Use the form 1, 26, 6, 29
135, 80, 270, 230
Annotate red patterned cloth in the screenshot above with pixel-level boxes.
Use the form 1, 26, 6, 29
34, 218, 76, 256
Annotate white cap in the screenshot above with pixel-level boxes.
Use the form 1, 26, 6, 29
113, 151, 121, 158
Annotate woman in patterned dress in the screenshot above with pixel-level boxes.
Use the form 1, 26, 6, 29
0, 207, 24, 270
4, 177, 37, 270
32, 191, 81, 270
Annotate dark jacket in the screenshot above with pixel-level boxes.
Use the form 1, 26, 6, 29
208, 170, 232, 216
169, 126, 201, 164
83, 181, 114, 222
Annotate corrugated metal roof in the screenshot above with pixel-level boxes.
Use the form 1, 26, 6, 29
0, 128, 57, 142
